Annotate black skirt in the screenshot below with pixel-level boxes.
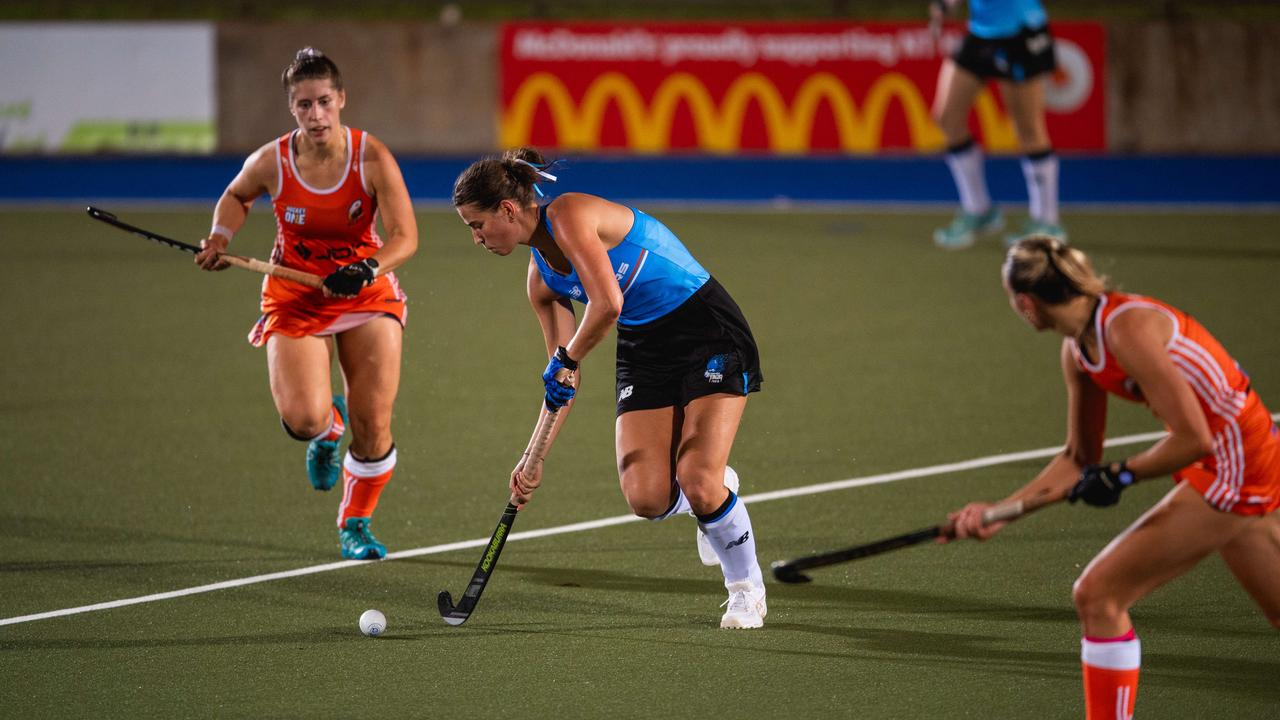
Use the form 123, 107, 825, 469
614, 277, 762, 416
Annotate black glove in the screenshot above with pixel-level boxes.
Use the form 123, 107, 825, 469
1068, 461, 1135, 507
323, 259, 377, 296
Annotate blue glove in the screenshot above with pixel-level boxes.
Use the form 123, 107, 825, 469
541, 346, 579, 411
1068, 461, 1135, 507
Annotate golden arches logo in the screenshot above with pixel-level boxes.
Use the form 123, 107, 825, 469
502, 71, 1017, 153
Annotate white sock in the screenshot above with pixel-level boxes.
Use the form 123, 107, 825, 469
697, 492, 763, 587
944, 140, 991, 215
648, 480, 691, 521
1021, 151, 1059, 224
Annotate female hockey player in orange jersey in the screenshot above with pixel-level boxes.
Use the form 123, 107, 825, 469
945, 235, 1280, 719
194, 48, 417, 560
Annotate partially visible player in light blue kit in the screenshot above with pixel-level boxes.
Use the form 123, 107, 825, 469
929, 0, 1066, 249
967, 0, 1046, 39
452, 147, 767, 630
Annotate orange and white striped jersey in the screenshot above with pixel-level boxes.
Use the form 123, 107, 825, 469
246, 126, 407, 346
1069, 291, 1279, 515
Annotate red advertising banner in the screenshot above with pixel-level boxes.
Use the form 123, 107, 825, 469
500, 21, 1105, 154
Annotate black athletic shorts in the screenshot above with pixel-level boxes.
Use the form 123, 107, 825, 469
614, 277, 762, 416
953, 24, 1056, 82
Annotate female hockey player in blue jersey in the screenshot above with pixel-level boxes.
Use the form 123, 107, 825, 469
452, 147, 767, 629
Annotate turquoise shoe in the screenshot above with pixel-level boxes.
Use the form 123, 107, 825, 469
1005, 220, 1068, 247
339, 517, 387, 560
306, 395, 347, 491
933, 208, 1004, 249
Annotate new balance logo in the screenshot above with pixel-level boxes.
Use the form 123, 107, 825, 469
724, 531, 750, 550
618, 385, 634, 402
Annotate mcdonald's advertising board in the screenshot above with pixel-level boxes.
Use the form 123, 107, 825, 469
501, 21, 1104, 155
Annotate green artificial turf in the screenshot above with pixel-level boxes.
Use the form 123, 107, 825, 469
1, 207, 1277, 718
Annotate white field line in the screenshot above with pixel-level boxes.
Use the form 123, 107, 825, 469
3, 419, 1274, 628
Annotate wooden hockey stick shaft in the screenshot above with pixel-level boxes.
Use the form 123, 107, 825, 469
218, 254, 323, 289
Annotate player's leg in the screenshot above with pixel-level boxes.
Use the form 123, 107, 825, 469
1218, 510, 1280, 629
332, 316, 403, 559
932, 58, 1001, 248
998, 76, 1065, 243
615, 389, 742, 572
674, 394, 765, 629
615, 406, 684, 518
266, 333, 345, 490
1071, 482, 1254, 719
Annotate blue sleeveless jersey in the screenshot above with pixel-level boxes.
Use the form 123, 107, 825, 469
967, 0, 1047, 38
531, 205, 710, 327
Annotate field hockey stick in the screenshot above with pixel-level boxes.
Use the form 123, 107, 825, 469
86, 206, 324, 289
437, 374, 572, 626
770, 487, 1067, 584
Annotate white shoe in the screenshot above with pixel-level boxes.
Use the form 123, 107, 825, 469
696, 466, 741, 566
719, 580, 767, 629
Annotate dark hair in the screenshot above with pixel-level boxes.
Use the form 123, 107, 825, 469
1003, 235, 1108, 304
452, 147, 550, 210
281, 47, 343, 96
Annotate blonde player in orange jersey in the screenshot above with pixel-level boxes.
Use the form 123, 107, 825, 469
943, 236, 1280, 719
194, 48, 418, 560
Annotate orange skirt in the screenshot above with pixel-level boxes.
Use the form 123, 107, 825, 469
1175, 400, 1280, 516
247, 272, 407, 347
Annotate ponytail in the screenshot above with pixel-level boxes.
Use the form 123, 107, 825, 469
453, 147, 559, 210
1003, 235, 1107, 304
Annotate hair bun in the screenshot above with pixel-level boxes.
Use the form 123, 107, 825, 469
296, 47, 324, 61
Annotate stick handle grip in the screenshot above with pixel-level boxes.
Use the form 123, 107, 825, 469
509, 415, 556, 506
509, 372, 573, 505
980, 488, 1066, 526
222, 254, 325, 289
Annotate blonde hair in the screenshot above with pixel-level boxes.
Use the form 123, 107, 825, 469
1003, 235, 1107, 304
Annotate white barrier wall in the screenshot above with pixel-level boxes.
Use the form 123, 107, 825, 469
0, 23, 215, 153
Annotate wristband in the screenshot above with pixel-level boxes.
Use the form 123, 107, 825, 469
210, 225, 235, 241
554, 346, 579, 371
1113, 460, 1135, 486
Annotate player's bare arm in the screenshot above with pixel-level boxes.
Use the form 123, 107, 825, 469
948, 340, 1105, 541
196, 143, 275, 271
544, 194, 624, 363
1105, 308, 1215, 479
361, 134, 417, 274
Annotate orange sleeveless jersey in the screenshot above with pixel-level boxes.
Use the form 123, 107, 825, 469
247, 126, 407, 346
1069, 291, 1279, 515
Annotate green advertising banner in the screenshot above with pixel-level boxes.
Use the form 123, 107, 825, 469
0, 23, 215, 154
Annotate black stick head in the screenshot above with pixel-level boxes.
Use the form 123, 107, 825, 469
770, 560, 813, 584
437, 590, 470, 626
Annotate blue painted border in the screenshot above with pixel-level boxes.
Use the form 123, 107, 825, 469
2, 155, 1277, 205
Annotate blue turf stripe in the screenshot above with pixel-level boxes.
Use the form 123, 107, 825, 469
5, 155, 1279, 204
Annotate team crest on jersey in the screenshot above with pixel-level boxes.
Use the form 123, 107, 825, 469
347, 200, 363, 224
704, 354, 728, 384
284, 206, 307, 225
